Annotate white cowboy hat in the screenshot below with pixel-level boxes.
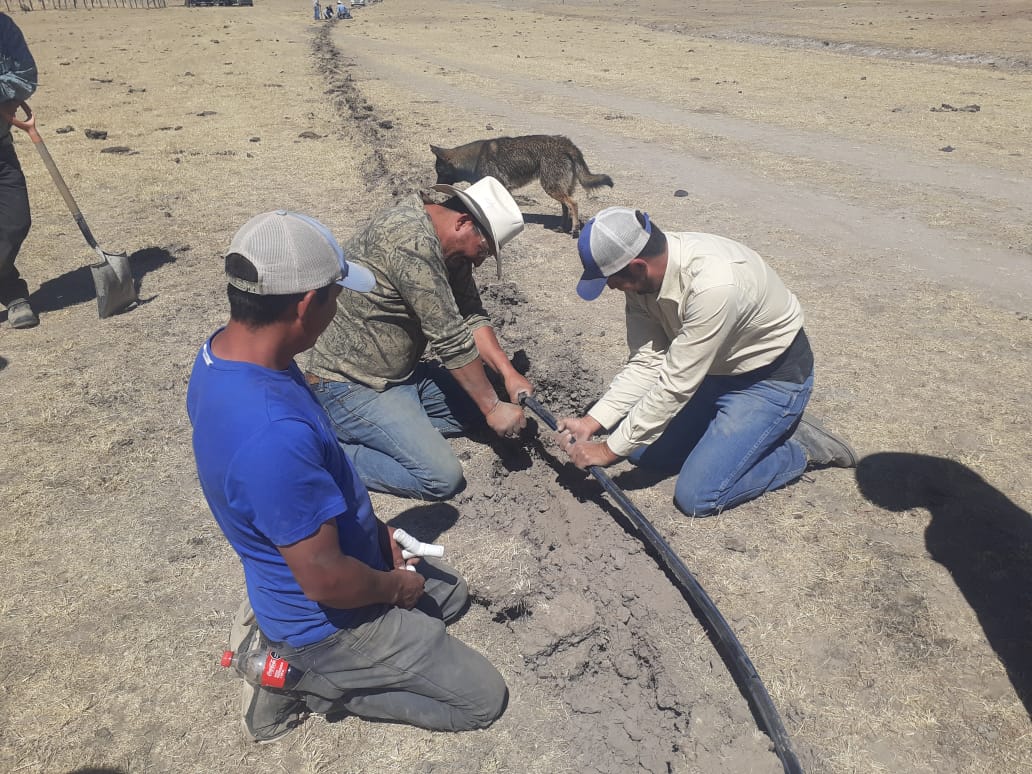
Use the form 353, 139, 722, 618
433, 176, 525, 280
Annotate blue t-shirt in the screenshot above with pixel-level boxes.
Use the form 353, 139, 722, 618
186, 330, 388, 647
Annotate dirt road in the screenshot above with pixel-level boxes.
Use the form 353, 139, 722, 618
2, 1, 1030, 773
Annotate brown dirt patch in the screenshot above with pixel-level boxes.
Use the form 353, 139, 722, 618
2, 2, 1030, 773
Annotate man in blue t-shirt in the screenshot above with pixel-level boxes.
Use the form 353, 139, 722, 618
187, 210, 507, 743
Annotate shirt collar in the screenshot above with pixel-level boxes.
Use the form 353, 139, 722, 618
655, 233, 684, 303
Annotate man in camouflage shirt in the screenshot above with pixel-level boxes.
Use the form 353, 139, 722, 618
305, 177, 532, 500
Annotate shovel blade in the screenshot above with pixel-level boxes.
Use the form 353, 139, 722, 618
91, 252, 138, 319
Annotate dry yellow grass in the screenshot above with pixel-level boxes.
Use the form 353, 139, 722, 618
2, 1, 1030, 773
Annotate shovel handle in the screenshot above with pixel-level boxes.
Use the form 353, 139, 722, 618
4, 101, 40, 141
7, 101, 102, 255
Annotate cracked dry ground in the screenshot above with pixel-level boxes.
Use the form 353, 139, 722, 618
321, 23, 781, 774
4, 3, 1031, 774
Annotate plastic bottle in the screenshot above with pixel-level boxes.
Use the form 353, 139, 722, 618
220, 648, 304, 691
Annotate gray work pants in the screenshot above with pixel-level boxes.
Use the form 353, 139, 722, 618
275, 559, 507, 731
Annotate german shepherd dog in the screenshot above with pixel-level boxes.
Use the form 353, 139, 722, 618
431, 135, 613, 235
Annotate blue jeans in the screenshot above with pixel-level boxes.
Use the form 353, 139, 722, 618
311, 362, 481, 500
629, 372, 813, 516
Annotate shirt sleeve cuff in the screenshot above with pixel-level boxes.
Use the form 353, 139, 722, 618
587, 403, 625, 432
441, 346, 481, 371
605, 428, 638, 458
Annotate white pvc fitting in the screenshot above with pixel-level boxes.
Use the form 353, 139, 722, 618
393, 528, 445, 559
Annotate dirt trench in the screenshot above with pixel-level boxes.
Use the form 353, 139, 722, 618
307, 24, 786, 774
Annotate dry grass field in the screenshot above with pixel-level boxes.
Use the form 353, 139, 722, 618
1, 1, 1030, 772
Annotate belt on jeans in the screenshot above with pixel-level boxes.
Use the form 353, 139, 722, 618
305, 371, 326, 386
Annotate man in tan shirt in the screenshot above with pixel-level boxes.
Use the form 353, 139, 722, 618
557, 207, 855, 516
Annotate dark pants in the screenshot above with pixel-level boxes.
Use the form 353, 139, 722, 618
0, 136, 32, 306
275, 559, 507, 731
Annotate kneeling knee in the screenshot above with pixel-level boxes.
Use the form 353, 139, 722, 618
421, 458, 466, 501
673, 481, 720, 518
469, 677, 509, 730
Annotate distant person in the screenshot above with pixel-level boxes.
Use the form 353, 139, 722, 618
0, 13, 40, 329
304, 177, 531, 501
187, 210, 507, 742
324, 4, 334, 19
557, 207, 857, 517
313, 0, 321, 21
336, 0, 350, 18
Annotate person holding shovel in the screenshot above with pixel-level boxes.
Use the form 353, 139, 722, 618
187, 211, 507, 743
304, 177, 532, 501
0, 13, 39, 329
556, 207, 857, 517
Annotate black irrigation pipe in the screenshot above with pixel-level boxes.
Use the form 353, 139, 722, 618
521, 394, 804, 774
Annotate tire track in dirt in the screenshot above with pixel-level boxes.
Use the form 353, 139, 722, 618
337, 38, 1028, 210
331, 34, 1032, 312
665, 31, 1032, 72
308, 23, 786, 774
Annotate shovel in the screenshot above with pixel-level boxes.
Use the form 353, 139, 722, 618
7, 102, 138, 319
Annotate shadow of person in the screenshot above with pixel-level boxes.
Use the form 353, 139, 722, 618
855, 452, 1032, 717
30, 264, 95, 313
30, 245, 177, 314
611, 465, 670, 491
487, 429, 535, 473
388, 502, 459, 544
129, 245, 177, 291
520, 212, 567, 233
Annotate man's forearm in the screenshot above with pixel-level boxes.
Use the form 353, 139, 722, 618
304, 554, 406, 609
471, 325, 517, 378
449, 356, 501, 414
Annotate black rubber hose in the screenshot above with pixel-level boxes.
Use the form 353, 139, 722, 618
521, 394, 804, 774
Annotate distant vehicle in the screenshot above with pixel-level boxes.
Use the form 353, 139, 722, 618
351, 0, 366, 7
185, 0, 253, 6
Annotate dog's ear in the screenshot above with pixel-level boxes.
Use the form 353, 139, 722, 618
430, 144, 444, 158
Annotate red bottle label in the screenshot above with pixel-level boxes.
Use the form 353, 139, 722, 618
261, 655, 289, 689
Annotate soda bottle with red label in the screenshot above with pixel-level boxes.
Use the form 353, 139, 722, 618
220, 648, 304, 691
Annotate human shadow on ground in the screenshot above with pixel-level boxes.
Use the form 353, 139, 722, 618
129, 245, 177, 292
521, 212, 569, 234
611, 466, 671, 491
856, 452, 1032, 717
29, 245, 176, 314
388, 502, 459, 545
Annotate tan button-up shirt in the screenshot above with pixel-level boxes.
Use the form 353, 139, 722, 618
588, 232, 804, 457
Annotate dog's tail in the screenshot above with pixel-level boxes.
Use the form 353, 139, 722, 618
566, 141, 613, 190
573, 151, 614, 190
579, 170, 614, 190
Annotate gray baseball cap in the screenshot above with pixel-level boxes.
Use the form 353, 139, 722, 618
225, 210, 375, 295
576, 207, 652, 300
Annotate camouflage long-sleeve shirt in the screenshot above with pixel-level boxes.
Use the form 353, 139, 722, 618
0, 14, 38, 143
304, 195, 491, 390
